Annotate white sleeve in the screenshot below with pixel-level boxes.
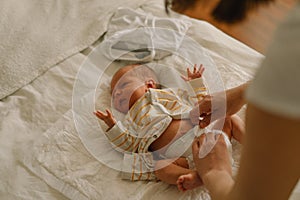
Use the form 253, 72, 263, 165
188, 77, 207, 100
246, 4, 300, 119
188, 77, 205, 91
106, 121, 138, 153
121, 152, 156, 181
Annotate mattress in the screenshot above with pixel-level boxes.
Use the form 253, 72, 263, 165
1, 0, 299, 199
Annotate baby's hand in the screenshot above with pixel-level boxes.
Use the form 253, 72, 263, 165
181, 64, 204, 81
94, 109, 116, 129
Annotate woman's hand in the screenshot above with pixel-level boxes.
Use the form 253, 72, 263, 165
190, 82, 249, 128
192, 133, 232, 177
192, 133, 234, 199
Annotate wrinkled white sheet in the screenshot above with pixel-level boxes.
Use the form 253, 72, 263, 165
19, 5, 253, 200
22, 110, 214, 200
1, 0, 299, 199
0, 53, 85, 199
0, 0, 147, 99
101, 7, 191, 62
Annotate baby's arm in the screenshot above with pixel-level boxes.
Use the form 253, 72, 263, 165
94, 109, 116, 131
181, 64, 204, 81
95, 110, 138, 153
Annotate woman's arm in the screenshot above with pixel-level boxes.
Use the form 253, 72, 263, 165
193, 103, 300, 200
190, 82, 249, 127
228, 103, 300, 200
225, 82, 249, 116
192, 133, 234, 199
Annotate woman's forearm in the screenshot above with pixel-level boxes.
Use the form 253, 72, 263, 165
202, 170, 234, 200
226, 81, 250, 116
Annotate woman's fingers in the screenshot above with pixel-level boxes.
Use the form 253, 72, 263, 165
192, 134, 206, 157
199, 113, 211, 128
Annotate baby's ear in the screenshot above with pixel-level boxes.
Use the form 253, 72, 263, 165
145, 79, 156, 89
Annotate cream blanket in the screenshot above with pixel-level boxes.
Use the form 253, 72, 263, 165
19, 4, 253, 199
2, 0, 300, 199
8, 0, 300, 200
22, 110, 217, 200
0, 0, 146, 99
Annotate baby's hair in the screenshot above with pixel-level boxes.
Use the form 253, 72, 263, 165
130, 64, 161, 89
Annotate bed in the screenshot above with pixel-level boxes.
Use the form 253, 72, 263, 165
0, 0, 299, 199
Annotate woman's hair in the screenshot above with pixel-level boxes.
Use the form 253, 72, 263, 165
165, 0, 275, 23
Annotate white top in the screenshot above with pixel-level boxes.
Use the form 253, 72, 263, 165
246, 3, 300, 119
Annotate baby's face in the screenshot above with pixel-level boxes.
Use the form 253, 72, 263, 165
111, 67, 147, 113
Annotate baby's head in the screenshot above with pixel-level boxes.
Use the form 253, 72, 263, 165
111, 64, 159, 113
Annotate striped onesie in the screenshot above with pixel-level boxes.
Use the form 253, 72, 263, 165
105, 78, 206, 180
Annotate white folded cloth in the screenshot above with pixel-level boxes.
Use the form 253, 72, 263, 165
101, 7, 191, 62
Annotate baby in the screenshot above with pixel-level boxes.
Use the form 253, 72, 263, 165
94, 64, 244, 191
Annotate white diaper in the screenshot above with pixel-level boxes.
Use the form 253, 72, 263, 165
164, 126, 203, 158
164, 126, 232, 168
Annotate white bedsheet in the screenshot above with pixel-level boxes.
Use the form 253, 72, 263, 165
0, 53, 84, 199
0, 0, 147, 99
1, 0, 299, 199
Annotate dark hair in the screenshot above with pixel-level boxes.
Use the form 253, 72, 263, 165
165, 0, 196, 14
165, 0, 274, 24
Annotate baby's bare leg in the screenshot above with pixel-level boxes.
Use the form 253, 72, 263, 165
212, 115, 244, 143
154, 158, 189, 184
154, 158, 202, 191
230, 114, 245, 143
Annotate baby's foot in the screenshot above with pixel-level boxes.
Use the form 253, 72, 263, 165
176, 171, 203, 192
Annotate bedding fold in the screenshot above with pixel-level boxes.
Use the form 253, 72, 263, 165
101, 7, 191, 62
2, 0, 279, 199
20, 110, 213, 200
0, 0, 146, 99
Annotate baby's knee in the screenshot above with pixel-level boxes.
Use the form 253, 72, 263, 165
154, 158, 188, 177
173, 157, 189, 168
